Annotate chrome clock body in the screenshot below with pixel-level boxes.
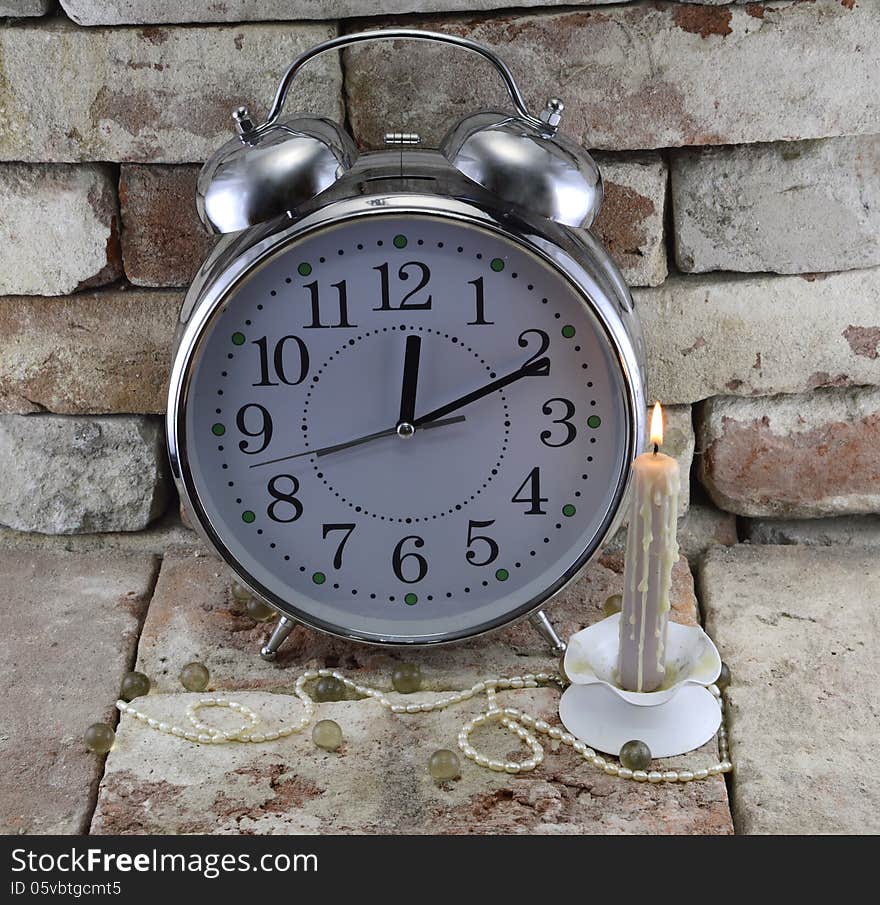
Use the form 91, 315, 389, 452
167, 28, 647, 653
168, 149, 647, 647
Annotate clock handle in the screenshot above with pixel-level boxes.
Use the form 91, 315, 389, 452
237, 27, 547, 143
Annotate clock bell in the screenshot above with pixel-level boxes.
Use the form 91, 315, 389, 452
196, 28, 603, 236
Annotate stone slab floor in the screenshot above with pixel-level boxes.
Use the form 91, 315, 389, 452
1, 539, 877, 835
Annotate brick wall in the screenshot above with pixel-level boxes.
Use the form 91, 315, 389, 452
1, 0, 878, 549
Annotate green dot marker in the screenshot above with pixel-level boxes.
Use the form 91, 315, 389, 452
587, 414, 601, 429
562, 325, 576, 339
393, 234, 408, 249
563, 504, 576, 518
231, 332, 246, 346
495, 568, 509, 582
312, 571, 326, 585
404, 592, 418, 606
297, 262, 312, 277
490, 258, 505, 272
241, 510, 255, 524
211, 423, 225, 436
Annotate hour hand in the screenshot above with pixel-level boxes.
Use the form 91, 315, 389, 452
398, 334, 421, 426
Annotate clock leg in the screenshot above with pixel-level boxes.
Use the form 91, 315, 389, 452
529, 609, 566, 655
260, 615, 295, 661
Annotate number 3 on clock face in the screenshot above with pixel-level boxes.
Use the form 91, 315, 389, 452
180, 213, 631, 644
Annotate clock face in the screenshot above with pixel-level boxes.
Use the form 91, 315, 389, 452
181, 212, 632, 643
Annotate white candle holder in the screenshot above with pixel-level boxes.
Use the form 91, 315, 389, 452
558, 613, 722, 758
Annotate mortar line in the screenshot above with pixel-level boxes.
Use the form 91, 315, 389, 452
84, 550, 164, 835
693, 560, 739, 835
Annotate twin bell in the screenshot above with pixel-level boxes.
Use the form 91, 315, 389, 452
197, 28, 603, 236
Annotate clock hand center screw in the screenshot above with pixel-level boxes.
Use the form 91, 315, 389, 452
396, 422, 415, 439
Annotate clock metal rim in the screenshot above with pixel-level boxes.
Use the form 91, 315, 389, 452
167, 193, 647, 647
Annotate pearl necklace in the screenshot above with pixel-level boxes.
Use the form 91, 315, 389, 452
116, 669, 733, 783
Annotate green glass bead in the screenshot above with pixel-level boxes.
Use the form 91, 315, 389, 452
428, 749, 461, 781
245, 598, 275, 622
557, 655, 570, 684
313, 676, 345, 703
312, 719, 343, 751
717, 661, 731, 691
84, 723, 115, 754
230, 580, 252, 603
603, 593, 623, 617
179, 661, 210, 692
120, 671, 151, 702
619, 739, 652, 771
391, 662, 422, 694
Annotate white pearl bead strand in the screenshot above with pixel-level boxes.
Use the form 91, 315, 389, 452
116, 669, 733, 783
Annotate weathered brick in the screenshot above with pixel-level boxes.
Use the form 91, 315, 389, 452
0, 1, 51, 15
591, 152, 667, 288
743, 514, 880, 548
344, 2, 880, 151
0, 551, 158, 834
0, 289, 181, 414
697, 388, 880, 518
0, 21, 342, 163
700, 545, 880, 834
60, 0, 620, 26
0, 415, 171, 533
120, 165, 215, 287
672, 136, 880, 275
0, 164, 121, 296
635, 268, 880, 404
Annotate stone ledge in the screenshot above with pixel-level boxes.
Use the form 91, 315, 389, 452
700, 545, 880, 834
135, 549, 700, 694
91, 688, 731, 834
0, 551, 159, 834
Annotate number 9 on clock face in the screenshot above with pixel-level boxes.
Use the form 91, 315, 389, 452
178, 213, 632, 644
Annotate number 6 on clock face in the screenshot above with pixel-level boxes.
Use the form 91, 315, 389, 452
173, 211, 638, 644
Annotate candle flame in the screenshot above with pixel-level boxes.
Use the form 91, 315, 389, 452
650, 402, 664, 448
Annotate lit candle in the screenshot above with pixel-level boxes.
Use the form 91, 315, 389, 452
617, 402, 680, 693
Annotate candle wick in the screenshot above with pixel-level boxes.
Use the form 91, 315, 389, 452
653, 443, 659, 455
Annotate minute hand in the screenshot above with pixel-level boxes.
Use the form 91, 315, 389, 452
413, 356, 550, 427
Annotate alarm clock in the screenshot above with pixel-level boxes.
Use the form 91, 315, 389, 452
167, 29, 648, 658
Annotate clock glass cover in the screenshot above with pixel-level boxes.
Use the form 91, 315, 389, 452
182, 213, 631, 643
